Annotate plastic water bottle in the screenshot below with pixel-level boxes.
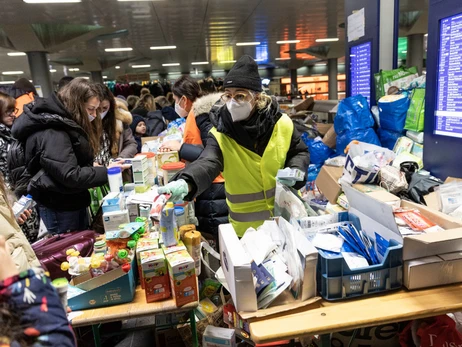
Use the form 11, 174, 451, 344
160, 202, 178, 247
107, 167, 123, 193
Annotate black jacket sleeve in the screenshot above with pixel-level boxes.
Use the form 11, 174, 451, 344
179, 143, 204, 162
178, 113, 214, 163
195, 113, 214, 146
285, 126, 310, 190
174, 133, 223, 200
39, 129, 108, 189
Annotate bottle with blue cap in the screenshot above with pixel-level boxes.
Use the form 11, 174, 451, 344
107, 167, 123, 193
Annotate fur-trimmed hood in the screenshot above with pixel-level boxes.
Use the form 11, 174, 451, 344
192, 93, 222, 117
115, 99, 133, 126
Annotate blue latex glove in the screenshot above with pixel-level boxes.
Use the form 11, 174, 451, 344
157, 179, 189, 202
277, 178, 296, 187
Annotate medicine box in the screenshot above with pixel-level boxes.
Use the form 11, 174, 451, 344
133, 169, 151, 185
126, 202, 139, 222
140, 249, 171, 303
157, 151, 179, 168
103, 210, 130, 232
102, 193, 124, 213
203, 326, 236, 347
124, 155, 148, 172
166, 250, 198, 307
136, 238, 159, 289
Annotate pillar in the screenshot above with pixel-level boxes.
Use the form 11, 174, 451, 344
407, 34, 424, 74
290, 69, 298, 95
91, 71, 103, 84
26, 51, 53, 97
379, 0, 399, 70
328, 58, 338, 100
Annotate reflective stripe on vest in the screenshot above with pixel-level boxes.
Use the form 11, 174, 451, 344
210, 113, 294, 237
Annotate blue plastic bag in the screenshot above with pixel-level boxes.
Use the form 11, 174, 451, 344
378, 128, 402, 150
306, 137, 334, 165
334, 95, 374, 135
378, 94, 411, 132
336, 128, 381, 155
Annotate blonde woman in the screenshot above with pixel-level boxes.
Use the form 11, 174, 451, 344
159, 56, 310, 237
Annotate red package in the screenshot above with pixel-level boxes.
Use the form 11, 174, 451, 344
395, 210, 436, 231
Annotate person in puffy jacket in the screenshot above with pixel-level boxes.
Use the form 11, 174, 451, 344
11, 78, 125, 235
131, 94, 167, 136
159, 56, 310, 237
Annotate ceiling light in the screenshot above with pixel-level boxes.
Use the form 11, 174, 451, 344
7, 52, 26, 56
220, 60, 236, 64
132, 64, 151, 68
315, 38, 339, 42
212, 70, 225, 72
150, 46, 176, 50
115, 66, 120, 69
24, 0, 81, 3
105, 48, 133, 52
162, 63, 180, 67
0, 81, 14, 84
81, 77, 90, 80
236, 42, 260, 46
2, 71, 23, 75
103, 76, 108, 79
276, 40, 300, 44
69, 68, 79, 71
191, 61, 209, 65
315, 63, 327, 66
49, 69, 57, 73
425, 33, 428, 37
275, 57, 290, 60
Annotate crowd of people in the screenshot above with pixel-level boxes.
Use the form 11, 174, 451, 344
0, 57, 309, 346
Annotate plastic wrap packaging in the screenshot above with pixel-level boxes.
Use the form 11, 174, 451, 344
406, 130, 424, 144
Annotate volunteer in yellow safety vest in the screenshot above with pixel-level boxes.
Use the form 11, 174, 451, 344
158, 55, 310, 237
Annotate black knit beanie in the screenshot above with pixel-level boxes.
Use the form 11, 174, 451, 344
224, 55, 262, 92
130, 115, 145, 134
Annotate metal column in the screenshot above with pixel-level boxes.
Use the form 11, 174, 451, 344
407, 34, 424, 74
26, 51, 53, 97
328, 58, 338, 100
91, 71, 104, 84
290, 69, 298, 96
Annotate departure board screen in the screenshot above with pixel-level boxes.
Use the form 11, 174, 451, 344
350, 41, 372, 105
435, 12, 462, 138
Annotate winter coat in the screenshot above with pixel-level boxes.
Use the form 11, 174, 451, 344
0, 124, 14, 184
0, 186, 40, 272
176, 97, 310, 199
131, 107, 148, 118
144, 110, 167, 136
0, 268, 76, 346
11, 93, 108, 211
114, 100, 137, 158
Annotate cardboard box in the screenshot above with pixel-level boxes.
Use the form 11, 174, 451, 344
136, 238, 159, 289
203, 326, 236, 347
141, 136, 163, 146
322, 125, 336, 149
166, 250, 198, 307
140, 249, 171, 302
68, 257, 136, 310
103, 210, 130, 232
102, 193, 123, 213
126, 201, 139, 222
157, 151, 180, 168
316, 166, 344, 204
316, 122, 333, 136
424, 176, 462, 211
124, 155, 148, 172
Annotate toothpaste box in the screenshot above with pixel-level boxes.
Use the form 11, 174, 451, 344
136, 238, 159, 289
140, 249, 170, 303
165, 250, 198, 307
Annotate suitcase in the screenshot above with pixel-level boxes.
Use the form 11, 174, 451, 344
32, 230, 96, 280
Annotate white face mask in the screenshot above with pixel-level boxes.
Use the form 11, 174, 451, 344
226, 99, 253, 122
100, 110, 109, 119
88, 113, 96, 122
175, 98, 189, 118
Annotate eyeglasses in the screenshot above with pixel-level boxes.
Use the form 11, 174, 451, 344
6, 108, 18, 116
220, 92, 254, 103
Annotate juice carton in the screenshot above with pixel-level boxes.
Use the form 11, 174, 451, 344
140, 249, 170, 303
136, 238, 159, 289
165, 250, 198, 307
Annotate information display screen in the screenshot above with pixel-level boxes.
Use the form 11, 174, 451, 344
350, 41, 372, 105
435, 12, 462, 138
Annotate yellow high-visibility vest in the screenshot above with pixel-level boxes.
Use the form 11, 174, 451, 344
210, 114, 293, 237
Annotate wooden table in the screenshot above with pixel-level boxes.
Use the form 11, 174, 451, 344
71, 286, 198, 346
249, 283, 462, 345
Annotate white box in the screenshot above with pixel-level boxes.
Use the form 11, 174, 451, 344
103, 210, 130, 232
203, 326, 236, 347
123, 155, 148, 172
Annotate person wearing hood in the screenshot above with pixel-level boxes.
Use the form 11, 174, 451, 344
159, 56, 310, 237
11, 78, 126, 235
94, 84, 137, 167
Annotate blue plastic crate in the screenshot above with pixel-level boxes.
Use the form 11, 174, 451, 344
316, 214, 403, 301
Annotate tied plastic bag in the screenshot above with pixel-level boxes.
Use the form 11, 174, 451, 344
378, 128, 402, 150
334, 95, 375, 134
405, 88, 425, 132
379, 165, 409, 194
342, 141, 396, 185
378, 94, 411, 132
305, 137, 334, 165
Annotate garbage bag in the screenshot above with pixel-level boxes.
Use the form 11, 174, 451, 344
378, 94, 411, 132
334, 95, 374, 135
336, 128, 381, 155
378, 128, 402, 150
305, 137, 334, 165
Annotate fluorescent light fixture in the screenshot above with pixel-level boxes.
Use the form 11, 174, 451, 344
69, 68, 79, 71
150, 45, 176, 50
425, 33, 428, 37
162, 63, 180, 67
103, 76, 108, 79
81, 76, 90, 80
0, 81, 14, 84
49, 69, 57, 73
7, 52, 26, 56
276, 40, 300, 44
115, 66, 120, 69
191, 61, 209, 65
212, 70, 225, 72
315, 38, 339, 42
236, 42, 260, 46
105, 48, 133, 52
24, 0, 81, 3
132, 64, 151, 68
315, 63, 327, 66
2, 71, 23, 75
118, 0, 165, 1
220, 60, 236, 64
275, 57, 290, 60
402, 50, 407, 54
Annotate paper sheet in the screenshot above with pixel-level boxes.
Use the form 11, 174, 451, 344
67, 311, 84, 322
342, 252, 369, 270
312, 233, 344, 253
348, 8, 365, 42
240, 228, 277, 265
127, 187, 158, 204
